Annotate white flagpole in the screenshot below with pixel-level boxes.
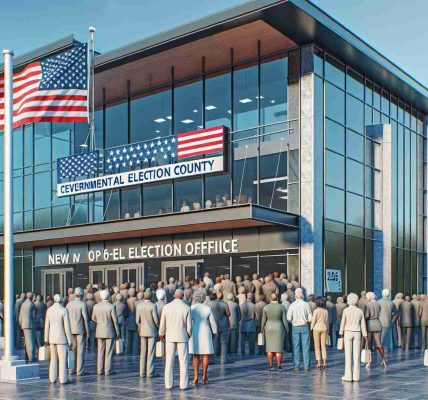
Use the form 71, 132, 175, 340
89, 26, 96, 151
2, 49, 15, 361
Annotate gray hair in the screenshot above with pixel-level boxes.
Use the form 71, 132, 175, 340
192, 291, 206, 304
115, 293, 123, 302
347, 293, 358, 306
54, 294, 62, 303
281, 293, 288, 302
174, 289, 184, 299
295, 288, 303, 299
366, 291, 376, 301
100, 289, 110, 301
337, 296, 344, 303
74, 287, 84, 297
382, 288, 390, 298
156, 289, 166, 301
226, 293, 234, 301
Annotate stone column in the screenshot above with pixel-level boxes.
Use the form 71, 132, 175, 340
299, 73, 323, 296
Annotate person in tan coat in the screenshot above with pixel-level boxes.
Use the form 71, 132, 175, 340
310, 297, 329, 369
339, 293, 367, 382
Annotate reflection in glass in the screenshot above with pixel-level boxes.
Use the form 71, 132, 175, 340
174, 81, 202, 134
346, 159, 364, 195
326, 150, 345, 188
104, 189, 120, 221
121, 187, 141, 219
325, 118, 345, 154
233, 255, 258, 279
34, 123, 51, 165
205, 72, 231, 129
346, 95, 364, 133
232, 138, 257, 204
174, 178, 202, 212
346, 192, 364, 226
205, 174, 231, 208
346, 130, 364, 162
105, 102, 128, 148
325, 186, 345, 222
143, 183, 172, 215
131, 89, 172, 142
325, 55, 345, 88
325, 83, 345, 124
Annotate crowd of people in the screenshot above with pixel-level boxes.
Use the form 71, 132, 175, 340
1, 272, 427, 389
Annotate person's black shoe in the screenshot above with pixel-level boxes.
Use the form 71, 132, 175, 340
278, 366, 283, 372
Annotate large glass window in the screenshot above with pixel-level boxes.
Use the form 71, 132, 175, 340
174, 80, 203, 134
131, 89, 172, 143
347, 235, 364, 293
52, 123, 72, 160
346, 159, 364, 195
325, 55, 345, 88
34, 123, 51, 165
325, 83, 345, 124
174, 178, 202, 212
205, 174, 231, 208
104, 189, 120, 221
105, 101, 128, 148
232, 138, 257, 204
143, 183, 172, 215
325, 119, 345, 154
326, 150, 345, 188
346, 192, 364, 226
204, 72, 231, 129
325, 186, 345, 222
121, 187, 141, 219
346, 95, 364, 134
34, 171, 51, 209
346, 130, 364, 162
233, 64, 258, 133
232, 254, 258, 279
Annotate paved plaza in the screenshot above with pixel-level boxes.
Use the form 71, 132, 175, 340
0, 348, 426, 399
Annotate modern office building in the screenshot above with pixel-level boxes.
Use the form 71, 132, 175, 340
0, 0, 426, 299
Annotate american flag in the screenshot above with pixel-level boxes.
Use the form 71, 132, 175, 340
177, 126, 224, 159
58, 151, 100, 181
0, 44, 88, 130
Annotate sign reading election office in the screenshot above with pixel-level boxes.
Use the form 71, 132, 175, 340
57, 126, 226, 197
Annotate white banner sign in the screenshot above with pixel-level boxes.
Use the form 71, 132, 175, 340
325, 269, 342, 293
57, 155, 224, 197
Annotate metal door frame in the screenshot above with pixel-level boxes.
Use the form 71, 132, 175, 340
161, 260, 203, 282
41, 268, 73, 299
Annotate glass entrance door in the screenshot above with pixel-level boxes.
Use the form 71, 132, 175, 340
42, 269, 73, 299
89, 264, 145, 288
161, 260, 203, 282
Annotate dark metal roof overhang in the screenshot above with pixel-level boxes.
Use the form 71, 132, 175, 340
0, 204, 299, 250
94, 0, 428, 113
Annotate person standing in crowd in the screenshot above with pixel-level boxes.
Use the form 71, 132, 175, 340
209, 292, 231, 364
213, 277, 223, 295
255, 294, 268, 355
358, 291, 368, 311
111, 286, 119, 303
335, 297, 347, 344
34, 294, 47, 348
285, 283, 295, 303
166, 277, 178, 302
235, 276, 244, 290
400, 295, 414, 350
287, 288, 312, 371
85, 293, 96, 351
378, 288, 397, 350
393, 293, 404, 347
237, 286, 246, 305
242, 275, 253, 294
44, 294, 73, 384
339, 293, 367, 382
45, 295, 54, 309
420, 296, 428, 349
203, 272, 213, 290
183, 282, 193, 304
155, 289, 167, 319
364, 292, 386, 367
240, 293, 256, 355
310, 297, 329, 369
262, 276, 278, 303
307, 294, 317, 313
126, 287, 139, 355
0, 299, 4, 337
159, 289, 192, 391
261, 293, 288, 371
226, 293, 241, 354
252, 273, 263, 302
412, 294, 422, 349
136, 291, 159, 378
66, 287, 90, 376
280, 293, 291, 352
114, 294, 127, 339
14, 293, 25, 349
19, 292, 37, 362
273, 272, 286, 295
222, 274, 237, 300
189, 291, 217, 385
92, 289, 119, 376
325, 296, 336, 345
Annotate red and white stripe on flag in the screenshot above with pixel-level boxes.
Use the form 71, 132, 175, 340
0, 62, 88, 131
177, 126, 224, 159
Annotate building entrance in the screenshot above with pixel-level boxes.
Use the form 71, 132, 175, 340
161, 260, 203, 283
89, 264, 145, 288
42, 268, 73, 299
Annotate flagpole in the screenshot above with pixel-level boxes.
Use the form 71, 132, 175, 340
2, 49, 15, 361
89, 26, 96, 151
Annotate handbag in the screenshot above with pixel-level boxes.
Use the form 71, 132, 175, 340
360, 344, 371, 364
115, 338, 124, 355
38, 345, 50, 361
156, 340, 165, 358
258, 333, 265, 346
337, 337, 344, 351
326, 334, 331, 346
424, 349, 428, 367
68, 349, 76, 371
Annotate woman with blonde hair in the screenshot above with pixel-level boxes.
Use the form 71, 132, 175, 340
339, 293, 367, 382
364, 291, 385, 367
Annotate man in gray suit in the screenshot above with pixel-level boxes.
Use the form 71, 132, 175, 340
251, 274, 263, 303
126, 288, 139, 355
240, 293, 256, 355
92, 289, 119, 375
226, 293, 241, 354
66, 287, 90, 376
114, 293, 127, 339
44, 294, 73, 384
86, 292, 96, 351
165, 277, 178, 303
136, 291, 159, 378
326, 295, 336, 345
411, 294, 422, 349
155, 289, 167, 319
221, 274, 237, 300
14, 293, 25, 349
255, 294, 268, 354
159, 289, 192, 390
34, 294, 47, 348
378, 288, 398, 349
19, 292, 37, 362
209, 292, 232, 364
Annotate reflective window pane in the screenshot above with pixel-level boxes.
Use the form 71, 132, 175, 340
346, 130, 364, 162
326, 150, 345, 188
325, 55, 345, 88
325, 83, 345, 124
233, 65, 258, 132
325, 119, 345, 154
174, 80, 203, 134
205, 72, 231, 129
346, 192, 364, 226
143, 183, 172, 216
34, 123, 51, 165
346, 95, 364, 134
105, 102, 128, 148
346, 159, 364, 195
346, 69, 364, 99
174, 178, 202, 212
121, 187, 141, 218
205, 174, 231, 208
232, 138, 257, 204
325, 186, 345, 222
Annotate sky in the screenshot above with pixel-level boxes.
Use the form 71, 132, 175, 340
0, 0, 427, 86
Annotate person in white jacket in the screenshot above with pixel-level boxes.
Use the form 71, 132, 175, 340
44, 294, 73, 384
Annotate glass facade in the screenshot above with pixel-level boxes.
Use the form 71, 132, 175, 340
315, 47, 427, 295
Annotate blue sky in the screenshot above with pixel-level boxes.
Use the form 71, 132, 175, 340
1, 0, 427, 86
